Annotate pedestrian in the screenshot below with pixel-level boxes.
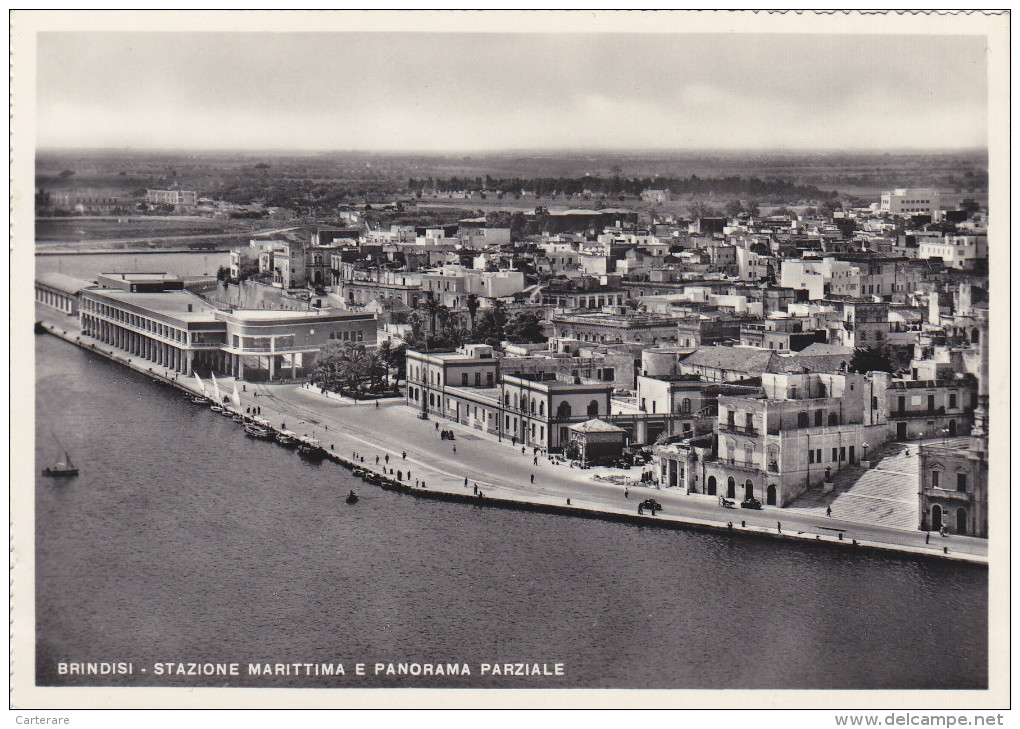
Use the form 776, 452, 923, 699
376, 455, 380, 464
465, 477, 469, 487
533, 456, 538, 465
385, 454, 389, 464
625, 487, 629, 499
826, 505, 832, 517
530, 474, 535, 484
324, 424, 328, 431
452, 445, 456, 454
402, 451, 407, 459
375, 401, 379, 408
777, 521, 782, 533
939, 524, 946, 538
473, 485, 478, 495
521, 446, 526, 455
638, 504, 644, 515
435, 422, 439, 431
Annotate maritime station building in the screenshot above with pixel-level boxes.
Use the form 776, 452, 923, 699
77, 272, 376, 381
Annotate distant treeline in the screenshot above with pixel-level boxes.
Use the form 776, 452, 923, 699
408, 175, 836, 199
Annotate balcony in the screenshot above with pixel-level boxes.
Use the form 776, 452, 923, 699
891, 406, 946, 417
719, 423, 758, 436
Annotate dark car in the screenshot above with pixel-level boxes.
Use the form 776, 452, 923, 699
740, 497, 763, 510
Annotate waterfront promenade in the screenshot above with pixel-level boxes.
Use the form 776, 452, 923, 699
36, 314, 988, 565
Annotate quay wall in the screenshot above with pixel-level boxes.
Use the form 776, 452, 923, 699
35, 320, 987, 567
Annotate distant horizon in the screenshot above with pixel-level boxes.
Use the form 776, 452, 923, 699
36, 146, 990, 158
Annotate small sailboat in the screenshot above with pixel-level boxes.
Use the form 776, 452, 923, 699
42, 432, 79, 477
230, 382, 245, 421
209, 373, 225, 413
345, 490, 359, 504
190, 373, 208, 404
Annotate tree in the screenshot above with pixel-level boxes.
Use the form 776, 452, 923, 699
376, 339, 393, 388
849, 346, 896, 374
386, 342, 407, 382
505, 312, 547, 344
465, 293, 480, 333
420, 291, 441, 333
475, 300, 509, 345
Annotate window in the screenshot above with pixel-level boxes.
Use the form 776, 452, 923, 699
839, 447, 846, 461
816, 449, 822, 463
814, 411, 823, 427
828, 413, 838, 426
681, 398, 691, 414
832, 447, 838, 462
949, 393, 957, 409
797, 412, 809, 428
849, 446, 855, 463
462, 373, 468, 386
932, 470, 940, 488
957, 473, 967, 492
475, 372, 481, 386
809, 450, 815, 464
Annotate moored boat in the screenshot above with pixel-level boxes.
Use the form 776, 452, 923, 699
298, 439, 327, 461
275, 430, 298, 448
345, 490, 359, 504
244, 423, 273, 439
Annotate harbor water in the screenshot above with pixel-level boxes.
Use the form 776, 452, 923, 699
35, 251, 229, 281
33, 332, 988, 690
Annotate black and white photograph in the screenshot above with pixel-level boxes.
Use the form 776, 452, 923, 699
10, 9, 1009, 713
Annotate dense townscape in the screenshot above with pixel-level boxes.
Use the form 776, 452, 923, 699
35, 175, 990, 543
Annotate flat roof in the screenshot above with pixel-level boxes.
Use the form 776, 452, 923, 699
84, 289, 220, 322
36, 272, 93, 295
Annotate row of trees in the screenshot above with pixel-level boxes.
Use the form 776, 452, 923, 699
405, 292, 547, 352
408, 174, 836, 200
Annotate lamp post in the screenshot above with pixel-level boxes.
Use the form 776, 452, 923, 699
862, 442, 870, 469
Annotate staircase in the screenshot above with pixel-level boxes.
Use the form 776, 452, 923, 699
785, 442, 920, 531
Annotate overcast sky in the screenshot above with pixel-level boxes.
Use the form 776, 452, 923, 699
36, 32, 988, 152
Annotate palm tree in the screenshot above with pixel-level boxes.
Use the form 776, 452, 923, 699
313, 340, 346, 391
435, 304, 453, 335
336, 342, 369, 395
376, 339, 393, 388
420, 291, 441, 334
466, 292, 480, 333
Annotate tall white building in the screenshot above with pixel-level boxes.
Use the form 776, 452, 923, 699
879, 188, 941, 216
